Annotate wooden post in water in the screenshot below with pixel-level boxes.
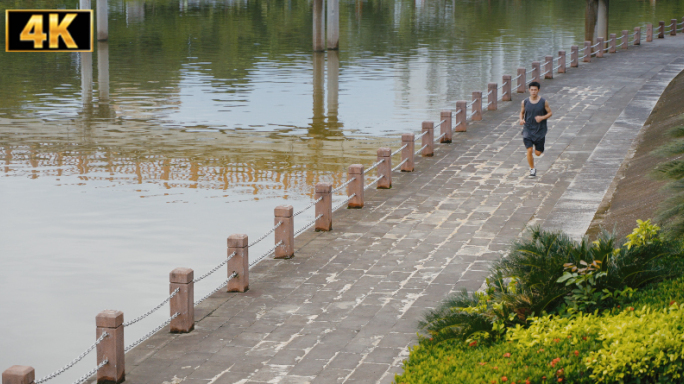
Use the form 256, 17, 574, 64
327, 0, 339, 49
313, 0, 325, 51
96, 0, 108, 41
621, 30, 629, 49
570, 46, 579, 67
516, 68, 526, 93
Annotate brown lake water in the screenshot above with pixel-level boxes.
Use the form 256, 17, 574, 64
1, 0, 682, 380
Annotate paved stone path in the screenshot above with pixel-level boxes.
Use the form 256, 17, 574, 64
124, 36, 684, 384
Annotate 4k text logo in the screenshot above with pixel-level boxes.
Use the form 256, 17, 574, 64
6, 10, 93, 52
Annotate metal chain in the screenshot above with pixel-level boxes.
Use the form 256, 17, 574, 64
192, 251, 237, 284
332, 193, 356, 212
332, 177, 355, 193
591, 41, 601, 48
364, 174, 384, 190
72, 359, 108, 384
364, 159, 384, 174
435, 132, 446, 142
437, 119, 446, 126
414, 130, 428, 140
553, 64, 561, 71
293, 196, 323, 217
540, 70, 550, 77
454, 108, 462, 115
249, 241, 283, 269
616, 35, 624, 40
497, 81, 508, 90
193, 273, 237, 306
553, 56, 561, 62
391, 144, 408, 156
512, 74, 522, 81
466, 99, 477, 107
392, 158, 408, 172
124, 312, 180, 353
415, 143, 428, 155
294, 214, 323, 237
603, 46, 610, 52
578, 54, 588, 60
497, 92, 504, 101
484, 90, 493, 97
248, 221, 282, 248
35, 332, 109, 384
123, 288, 180, 327
485, 101, 493, 108
468, 110, 478, 119
526, 68, 534, 74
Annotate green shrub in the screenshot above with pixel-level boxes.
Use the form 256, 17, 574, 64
418, 225, 684, 346
398, 299, 684, 383
653, 125, 684, 238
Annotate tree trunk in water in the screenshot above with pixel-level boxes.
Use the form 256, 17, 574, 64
585, 0, 608, 44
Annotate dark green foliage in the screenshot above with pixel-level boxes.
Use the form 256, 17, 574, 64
419, 289, 494, 343
653, 125, 684, 238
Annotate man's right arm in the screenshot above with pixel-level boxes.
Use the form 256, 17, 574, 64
519, 101, 525, 125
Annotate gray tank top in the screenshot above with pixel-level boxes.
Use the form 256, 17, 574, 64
522, 97, 547, 141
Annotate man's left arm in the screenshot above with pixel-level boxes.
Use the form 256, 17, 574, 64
535, 101, 553, 122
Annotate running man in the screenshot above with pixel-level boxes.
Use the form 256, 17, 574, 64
519, 81, 552, 177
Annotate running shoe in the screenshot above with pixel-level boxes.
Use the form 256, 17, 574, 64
530, 168, 536, 177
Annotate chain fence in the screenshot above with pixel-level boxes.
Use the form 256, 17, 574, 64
414, 143, 428, 155
364, 159, 384, 174
194, 273, 237, 306
72, 359, 108, 384
248, 221, 282, 248
293, 196, 323, 217
332, 193, 356, 212
123, 288, 180, 327
294, 214, 324, 237
192, 252, 237, 284
391, 144, 408, 156
364, 175, 384, 190
392, 158, 408, 172
249, 241, 283, 269
124, 312, 180, 353
34, 332, 109, 384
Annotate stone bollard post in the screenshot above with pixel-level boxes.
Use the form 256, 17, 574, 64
597, 37, 605, 58
421, 121, 434, 156
347, 165, 364, 208
227, 235, 249, 291
169, 268, 194, 332
2, 366, 34, 384
439, 111, 452, 143
671, 19, 677, 36
558, 51, 566, 74
376, 148, 392, 188
96, 310, 125, 384
487, 83, 497, 110
622, 30, 629, 49
401, 134, 415, 171
455, 101, 468, 131
658, 21, 665, 38
571, 45, 579, 67
647, 23, 653, 42
635, 27, 641, 45
544, 56, 553, 79
609, 34, 617, 53
502, 75, 512, 101
531, 61, 540, 82
516, 68, 526, 93
274, 206, 294, 259
314, 183, 333, 231
583, 41, 591, 62
471, 91, 482, 121
96, 0, 108, 41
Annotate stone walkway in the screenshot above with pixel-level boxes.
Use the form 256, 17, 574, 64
124, 36, 684, 384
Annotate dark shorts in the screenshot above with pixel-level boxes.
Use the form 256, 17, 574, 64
523, 137, 545, 153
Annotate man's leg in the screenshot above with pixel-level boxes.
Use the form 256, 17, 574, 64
526, 146, 535, 169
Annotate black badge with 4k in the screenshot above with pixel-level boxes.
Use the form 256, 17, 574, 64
6, 10, 93, 52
